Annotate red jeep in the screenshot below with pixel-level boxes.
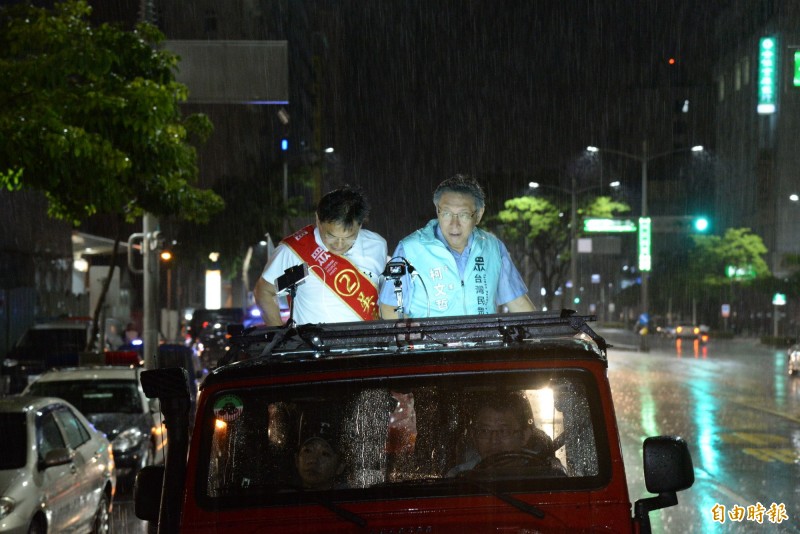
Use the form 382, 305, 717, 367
135, 311, 694, 533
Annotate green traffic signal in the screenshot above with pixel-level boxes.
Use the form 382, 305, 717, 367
693, 216, 710, 232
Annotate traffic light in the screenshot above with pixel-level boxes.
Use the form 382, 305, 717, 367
692, 216, 710, 233
280, 137, 289, 152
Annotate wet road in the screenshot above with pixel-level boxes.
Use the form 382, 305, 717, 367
603, 331, 800, 533
111, 483, 149, 533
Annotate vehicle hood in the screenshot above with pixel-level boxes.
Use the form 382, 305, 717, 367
86, 412, 149, 440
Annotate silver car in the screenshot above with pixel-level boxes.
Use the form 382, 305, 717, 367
24, 366, 166, 487
0, 396, 115, 534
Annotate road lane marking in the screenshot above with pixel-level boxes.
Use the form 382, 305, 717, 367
728, 398, 800, 425
720, 432, 786, 446
741, 448, 798, 464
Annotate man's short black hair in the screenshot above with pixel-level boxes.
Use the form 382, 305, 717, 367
317, 185, 370, 229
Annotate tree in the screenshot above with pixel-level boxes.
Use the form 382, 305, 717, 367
689, 228, 770, 288
687, 228, 771, 329
0, 0, 224, 350
491, 194, 630, 310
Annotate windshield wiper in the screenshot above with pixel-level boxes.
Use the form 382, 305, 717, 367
244, 482, 367, 527
453, 477, 545, 519
373, 477, 545, 520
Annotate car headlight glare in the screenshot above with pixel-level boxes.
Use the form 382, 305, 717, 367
0, 497, 15, 519
113, 427, 145, 453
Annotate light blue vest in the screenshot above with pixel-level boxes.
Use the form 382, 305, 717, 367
401, 220, 501, 317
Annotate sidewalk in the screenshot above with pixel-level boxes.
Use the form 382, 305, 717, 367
593, 327, 641, 351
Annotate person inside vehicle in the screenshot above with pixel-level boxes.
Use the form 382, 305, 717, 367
255, 185, 388, 326
378, 174, 535, 319
446, 391, 564, 477
294, 413, 346, 491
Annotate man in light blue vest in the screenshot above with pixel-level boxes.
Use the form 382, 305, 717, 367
379, 174, 535, 318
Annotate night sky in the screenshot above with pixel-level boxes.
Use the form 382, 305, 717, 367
322, 1, 726, 246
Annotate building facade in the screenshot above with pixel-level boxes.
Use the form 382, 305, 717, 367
713, 0, 800, 279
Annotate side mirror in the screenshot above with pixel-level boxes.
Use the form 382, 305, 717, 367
40, 448, 73, 470
643, 435, 694, 493
634, 436, 695, 533
134, 464, 165, 522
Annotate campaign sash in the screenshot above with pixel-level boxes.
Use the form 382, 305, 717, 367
282, 225, 378, 320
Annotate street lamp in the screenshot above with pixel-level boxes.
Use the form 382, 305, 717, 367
585, 142, 704, 351
528, 178, 619, 309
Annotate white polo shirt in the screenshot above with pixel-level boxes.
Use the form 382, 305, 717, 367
261, 227, 387, 324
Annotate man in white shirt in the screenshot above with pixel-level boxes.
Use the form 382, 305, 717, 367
254, 186, 387, 326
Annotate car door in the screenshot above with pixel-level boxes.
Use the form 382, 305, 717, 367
52, 405, 103, 531
36, 409, 78, 532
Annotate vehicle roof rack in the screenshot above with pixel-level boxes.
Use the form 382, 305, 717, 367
222, 310, 606, 365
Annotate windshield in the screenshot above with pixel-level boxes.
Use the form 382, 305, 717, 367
27, 379, 142, 415
0, 413, 27, 469
198, 369, 609, 508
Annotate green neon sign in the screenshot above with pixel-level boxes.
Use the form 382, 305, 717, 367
638, 217, 651, 272
583, 218, 637, 233
725, 265, 756, 280
794, 50, 800, 87
758, 37, 777, 114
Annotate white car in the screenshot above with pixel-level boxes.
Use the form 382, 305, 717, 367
0, 396, 115, 534
24, 366, 166, 487
789, 344, 800, 376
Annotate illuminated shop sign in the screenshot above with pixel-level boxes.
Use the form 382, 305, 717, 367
794, 50, 800, 87
583, 218, 637, 233
758, 37, 777, 114
638, 217, 651, 272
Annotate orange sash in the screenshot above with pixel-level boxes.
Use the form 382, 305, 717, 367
282, 225, 378, 320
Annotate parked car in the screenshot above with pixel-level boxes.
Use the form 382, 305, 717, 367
23, 366, 165, 487
135, 312, 694, 533
0, 395, 115, 533
1, 319, 92, 395
788, 344, 800, 376
186, 308, 245, 345
1, 317, 125, 395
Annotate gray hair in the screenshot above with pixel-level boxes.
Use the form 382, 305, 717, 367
432, 174, 486, 210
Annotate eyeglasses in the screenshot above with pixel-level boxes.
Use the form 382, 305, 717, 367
437, 208, 476, 222
473, 427, 520, 440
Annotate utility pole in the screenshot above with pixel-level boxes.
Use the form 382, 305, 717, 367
569, 174, 578, 309
640, 141, 649, 352
140, 0, 159, 369
143, 213, 159, 369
